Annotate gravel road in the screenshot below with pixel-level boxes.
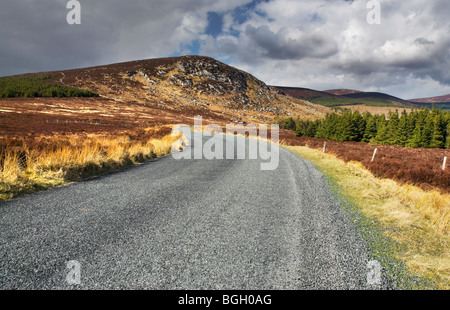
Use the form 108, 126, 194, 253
0, 133, 391, 289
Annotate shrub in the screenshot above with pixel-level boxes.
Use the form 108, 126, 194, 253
0, 75, 99, 98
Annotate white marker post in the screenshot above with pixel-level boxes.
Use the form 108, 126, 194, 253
323, 142, 327, 154
443, 156, 447, 171
371, 148, 378, 162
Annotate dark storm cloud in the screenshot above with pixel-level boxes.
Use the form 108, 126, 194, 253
331, 61, 380, 77
0, 1, 121, 76
0, 0, 251, 76
414, 38, 434, 46
244, 25, 338, 60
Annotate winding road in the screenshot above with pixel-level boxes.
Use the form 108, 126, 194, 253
0, 134, 391, 289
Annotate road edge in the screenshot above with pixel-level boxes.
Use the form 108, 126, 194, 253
283, 145, 440, 290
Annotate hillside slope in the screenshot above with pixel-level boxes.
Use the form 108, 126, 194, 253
409, 94, 450, 111
409, 93, 450, 104
340, 91, 413, 107
276, 86, 414, 108
323, 89, 362, 96
38, 56, 330, 123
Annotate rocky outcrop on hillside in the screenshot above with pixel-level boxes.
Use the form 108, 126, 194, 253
53, 56, 330, 122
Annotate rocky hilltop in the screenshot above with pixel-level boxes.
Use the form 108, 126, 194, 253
50, 56, 329, 123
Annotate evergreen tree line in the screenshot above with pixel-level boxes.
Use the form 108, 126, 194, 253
278, 108, 450, 149
0, 75, 99, 98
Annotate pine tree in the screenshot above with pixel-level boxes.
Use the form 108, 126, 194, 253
406, 110, 418, 142
315, 113, 338, 140
396, 110, 409, 146
314, 121, 326, 139
446, 122, 450, 148
281, 117, 296, 131
408, 116, 425, 148
363, 116, 377, 143
385, 110, 399, 145
430, 113, 446, 149
423, 113, 434, 148
305, 121, 318, 137
336, 111, 357, 141
374, 115, 389, 144
294, 120, 305, 137
291, 107, 449, 149
352, 111, 366, 142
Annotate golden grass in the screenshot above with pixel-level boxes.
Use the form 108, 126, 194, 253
0, 128, 180, 201
286, 145, 450, 289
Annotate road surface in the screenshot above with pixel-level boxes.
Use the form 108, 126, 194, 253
0, 134, 391, 289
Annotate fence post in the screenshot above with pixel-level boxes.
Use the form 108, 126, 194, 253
371, 148, 378, 162
323, 142, 327, 154
443, 156, 447, 171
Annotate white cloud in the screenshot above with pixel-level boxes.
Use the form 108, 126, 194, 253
204, 0, 450, 98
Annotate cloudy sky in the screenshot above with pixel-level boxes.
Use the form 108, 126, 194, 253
1, 0, 449, 99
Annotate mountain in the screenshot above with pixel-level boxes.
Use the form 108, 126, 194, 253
325, 89, 415, 107
323, 89, 361, 96
274, 86, 414, 109
409, 94, 450, 111
29, 56, 330, 123
324, 89, 450, 111
276, 86, 335, 99
275, 86, 349, 108
338, 91, 414, 107
409, 93, 450, 103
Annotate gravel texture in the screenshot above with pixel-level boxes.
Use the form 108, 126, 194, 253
0, 134, 392, 289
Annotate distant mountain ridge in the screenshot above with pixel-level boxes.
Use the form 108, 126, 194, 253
323, 89, 361, 96
276, 86, 336, 100
408, 93, 450, 110
409, 93, 450, 103
275, 86, 414, 108
338, 91, 413, 106
275, 86, 450, 111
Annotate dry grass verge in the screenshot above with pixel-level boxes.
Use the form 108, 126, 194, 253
0, 126, 179, 201
286, 146, 450, 289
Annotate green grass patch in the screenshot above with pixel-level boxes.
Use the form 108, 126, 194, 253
0, 74, 99, 98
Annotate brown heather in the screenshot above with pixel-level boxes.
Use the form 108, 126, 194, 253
279, 130, 450, 194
